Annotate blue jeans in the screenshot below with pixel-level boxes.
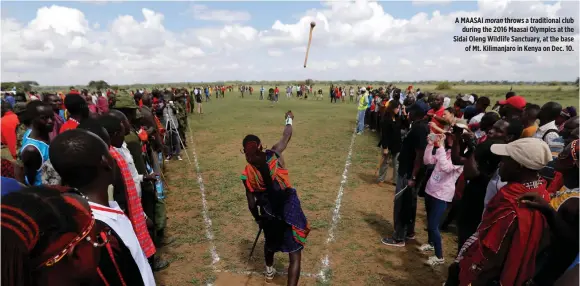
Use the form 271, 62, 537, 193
425, 193, 447, 258
357, 110, 365, 133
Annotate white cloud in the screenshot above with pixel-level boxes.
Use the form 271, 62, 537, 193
347, 59, 360, 67
187, 4, 251, 23
399, 58, 412, 66
1, 0, 578, 85
179, 47, 205, 58
268, 49, 283, 57
412, 0, 452, 6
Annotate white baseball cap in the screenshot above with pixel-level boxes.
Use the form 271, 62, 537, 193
490, 138, 552, 170
460, 94, 475, 104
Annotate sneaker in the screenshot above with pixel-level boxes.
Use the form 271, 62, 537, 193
165, 155, 172, 162
417, 244, 435, 252
406, 234, 416, 240
153, 257, 170, 272
425, 256, 445, 266
381, 237, 405, 247
265, 266, 276, 281
177, 156, 183, 161
357, 132, 363, 135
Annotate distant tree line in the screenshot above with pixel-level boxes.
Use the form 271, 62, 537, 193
1, 81, 39, 91
2, 78, 578, 92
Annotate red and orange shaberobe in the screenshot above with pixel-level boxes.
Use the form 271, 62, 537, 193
241, 150, 310, 250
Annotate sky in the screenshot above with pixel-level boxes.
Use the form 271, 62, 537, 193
1, 0, 578, 85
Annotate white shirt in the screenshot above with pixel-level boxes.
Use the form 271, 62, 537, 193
534, 120, 559, 144
115, 142, 143, 197
484, 169, 507, 208
469, 113, 485, 125
89, 201, 156, 286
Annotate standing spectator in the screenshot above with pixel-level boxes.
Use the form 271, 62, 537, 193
418, 133, 463, 266
42, 94, 65, 141
382, 100, 430, 247
498, 95, 526, 121
195, 88, 203, 114
522, 139, 579, 285
521, 104, 541, 138
426, 94, 446, 136
274, 86, 279, 102
356, 89, 369, 135
349, 86, 354, 103
97, 92, 110, 114
1, 186, 103, 286
534, 101, 563, 145
468, 97, 491, 125
260, 86, 265, 100
377, 100, 405, 185
556, 106, 577, 131
1, 101, 19, 159
447, 138, 551, 286
60, 94, 90, 134
20, 101, 53, 186
451, 119, 524, 249
4, 92, 15, 108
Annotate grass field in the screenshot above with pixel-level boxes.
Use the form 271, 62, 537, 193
153, 85, 577, 286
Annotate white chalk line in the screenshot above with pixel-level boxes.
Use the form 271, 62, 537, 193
186, 123, 220, 270
216, 269, 319, 278
317, 122, 358, 283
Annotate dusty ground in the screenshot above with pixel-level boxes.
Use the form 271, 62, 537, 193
155, 92, 459, 286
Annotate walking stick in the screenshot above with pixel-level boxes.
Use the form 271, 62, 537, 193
248, 227, 262, 263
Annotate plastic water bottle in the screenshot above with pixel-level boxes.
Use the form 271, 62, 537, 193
155, 175, 165, 200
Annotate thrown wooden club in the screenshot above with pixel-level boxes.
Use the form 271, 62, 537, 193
304, 21, 316, 68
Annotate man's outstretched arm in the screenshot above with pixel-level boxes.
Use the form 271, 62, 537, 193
272, 111, 293, 155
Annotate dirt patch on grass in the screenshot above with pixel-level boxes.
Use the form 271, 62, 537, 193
214, 272, 316, 286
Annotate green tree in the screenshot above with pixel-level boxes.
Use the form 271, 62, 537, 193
435, 81, 452, 90
88, 80, 110, 90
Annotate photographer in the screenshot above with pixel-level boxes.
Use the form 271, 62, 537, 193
450, 119, 523, 250
162, 96, 182, 161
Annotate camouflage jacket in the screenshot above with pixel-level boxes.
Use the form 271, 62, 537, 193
175, 102, 187, 126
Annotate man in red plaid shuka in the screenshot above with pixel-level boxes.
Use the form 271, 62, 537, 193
110, 146, 156, 259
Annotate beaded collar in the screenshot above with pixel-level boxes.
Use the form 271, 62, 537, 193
40, 189, 111, 268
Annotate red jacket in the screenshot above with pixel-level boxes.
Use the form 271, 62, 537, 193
1, 111, 19, 158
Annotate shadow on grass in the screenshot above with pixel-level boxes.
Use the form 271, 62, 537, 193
359, 210, 449, 285
359, 211, 393, 238
357, 172, 378, 184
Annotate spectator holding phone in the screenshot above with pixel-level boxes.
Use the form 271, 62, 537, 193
418, 133, 463, 266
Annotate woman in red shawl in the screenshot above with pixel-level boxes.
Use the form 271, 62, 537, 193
446, 138, 552, 286
1, 186, 105, 286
